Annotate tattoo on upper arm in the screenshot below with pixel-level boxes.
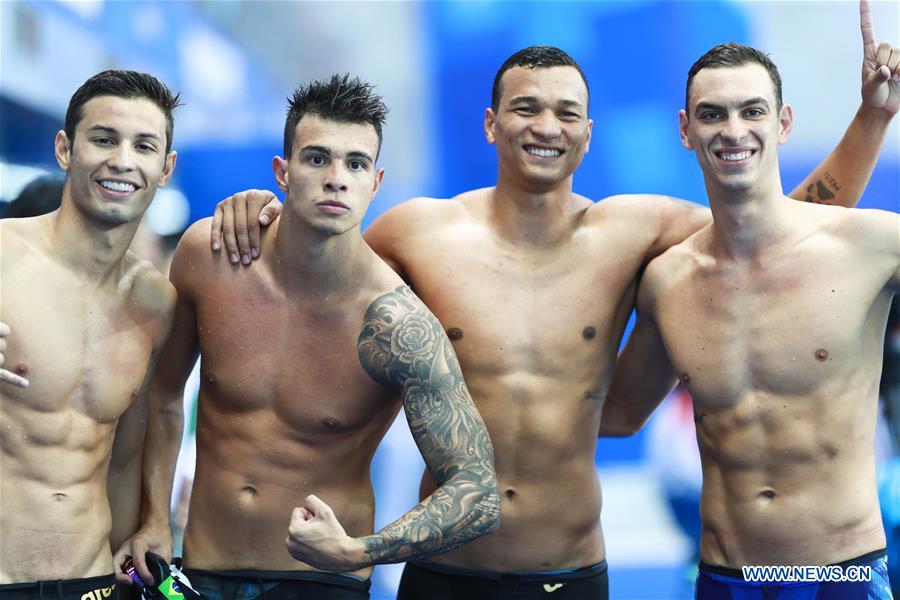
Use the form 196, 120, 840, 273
357, 286, 500, 564
804, 176, 839, 204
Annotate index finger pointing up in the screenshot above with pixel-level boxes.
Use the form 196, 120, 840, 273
860, 0, 877, 49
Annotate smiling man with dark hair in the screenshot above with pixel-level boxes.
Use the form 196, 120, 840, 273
0, 69, 179, 600
213, 3, 898, 596
607, 36, 899, 597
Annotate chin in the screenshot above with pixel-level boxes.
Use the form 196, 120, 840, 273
81, 201, 141, 228
308, 220, 355, 237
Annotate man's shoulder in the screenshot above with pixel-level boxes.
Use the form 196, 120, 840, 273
175, 217, 214, 255
0, 215, 52, 255
643, 228, 708, 292
371, 195, 470, 232
586, 193, 702, 229
123, 253, 176, 322
358, 283, 440, 385
167, 217, 222, 282
825, 205, 900, 254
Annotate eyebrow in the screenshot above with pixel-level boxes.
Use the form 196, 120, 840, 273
300, 145, 374, 163
695, 97, 770, 113
86, 125, 162, 141
508, 96, 584, 110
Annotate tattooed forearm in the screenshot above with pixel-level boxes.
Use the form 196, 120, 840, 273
357, 286, 500, 565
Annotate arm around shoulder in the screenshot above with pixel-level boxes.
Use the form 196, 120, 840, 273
600, 260, 678, 437
364, 197, 451, 280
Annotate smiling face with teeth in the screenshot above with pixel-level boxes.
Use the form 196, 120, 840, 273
679, 63, 792, 199
485, 66, 592, 192
55, 95, 176, 227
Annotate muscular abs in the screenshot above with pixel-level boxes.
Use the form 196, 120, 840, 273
180, 263, 400, 576
373, 196, 659, 571
0, 224, 161, 582
649, 232, 891, 567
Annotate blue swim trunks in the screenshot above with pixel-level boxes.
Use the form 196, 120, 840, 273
696, 548, 893, 599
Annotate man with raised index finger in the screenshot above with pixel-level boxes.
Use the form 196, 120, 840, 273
215, 3, 898, 597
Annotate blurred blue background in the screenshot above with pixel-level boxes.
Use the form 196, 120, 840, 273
2, 1, 898, 598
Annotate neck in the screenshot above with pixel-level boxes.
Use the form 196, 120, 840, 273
490, 170, 582, 246
50, 192, 141, 285
705, 171, 791, 259
266, 209, 365, 293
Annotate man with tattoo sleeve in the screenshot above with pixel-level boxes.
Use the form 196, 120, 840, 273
115, 75, 499, 600
605, 36, 899, 598
213, 4, 897, 598
0, 70, 179, 599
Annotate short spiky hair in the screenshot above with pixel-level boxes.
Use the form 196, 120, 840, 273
491, 46, 589, 111
686, 43, 783, 113
65, 70, 182, 154
283, 74, 389, 159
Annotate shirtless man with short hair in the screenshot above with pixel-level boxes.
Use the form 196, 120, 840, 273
117, 74, 499, 600
603, 36, 898, 598
215, 4, 898, 597
0, 70, 180, 599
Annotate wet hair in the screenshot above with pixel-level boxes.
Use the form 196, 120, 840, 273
685, 43, 783, 113
64, 70, 182, 154
283, 74, 389, 159
491, 46, 589, 111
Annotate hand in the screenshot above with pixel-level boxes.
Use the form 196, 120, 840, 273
285, 494, 366, 572
112, 524, 173, 586
860, 0, 900, 115
210, 190, 282, 265
0, 322, 28, 388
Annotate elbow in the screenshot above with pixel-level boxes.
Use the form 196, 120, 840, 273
479, 487, 502, 535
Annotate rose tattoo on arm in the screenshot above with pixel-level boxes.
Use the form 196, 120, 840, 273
357, 286, 500, 565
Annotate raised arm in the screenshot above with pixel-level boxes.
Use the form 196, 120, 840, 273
600, 269, 677, 437
284, 286, 500, 571
112, 238, 202, 584
788, 0, 899, 207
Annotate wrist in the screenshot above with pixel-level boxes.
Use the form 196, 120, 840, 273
342, 536, 370, 569
857, 103, 895, 128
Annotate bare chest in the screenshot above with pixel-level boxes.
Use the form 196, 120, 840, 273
194, 286, 393, 434
2, 265, 153, 423
401, 232, 646, 378
656, 259, 884, 405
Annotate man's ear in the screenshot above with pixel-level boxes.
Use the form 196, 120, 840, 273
158, 151, 177, 187
484, 108, 497, 145
273, 156, 289, 192
584, 118, 593, 154
55, 130, 72, 171
678, 110, 694, 150
372, 167, 384, 198
778, 104, 793, 145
